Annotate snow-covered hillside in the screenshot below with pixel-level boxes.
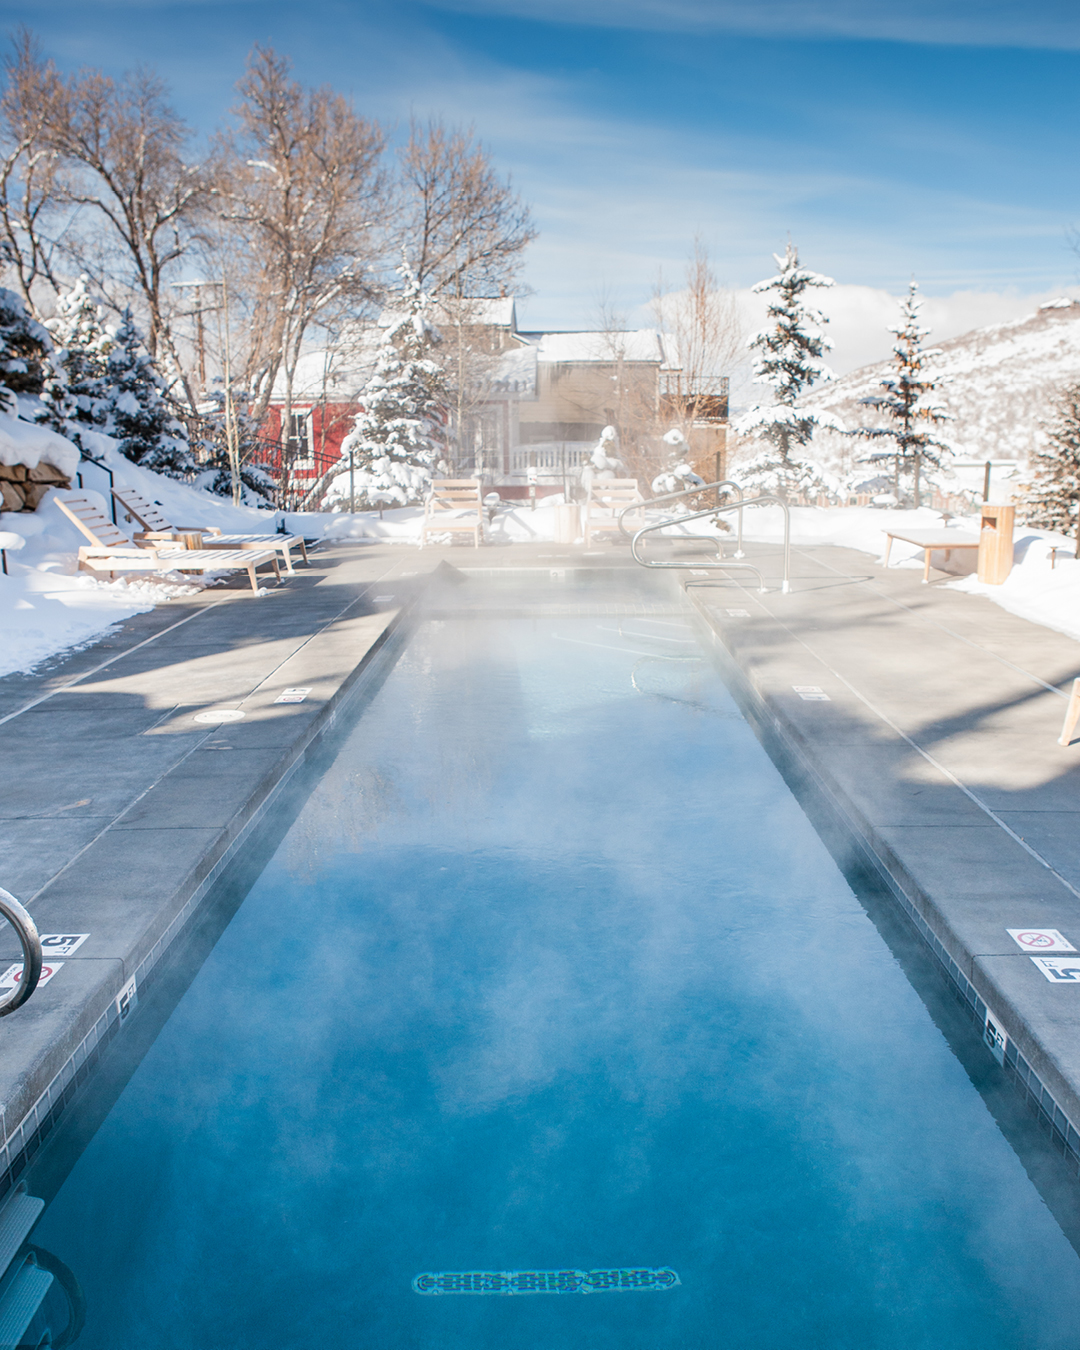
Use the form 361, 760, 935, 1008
802, 298, 1080, 478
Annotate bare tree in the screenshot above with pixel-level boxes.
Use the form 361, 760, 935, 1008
214, 46, 387, 496
397, 117, 535, 300
0, 30, 67, 309
396, 118, 535, 465
651, 237, 742, 477
0, 36, 213, 410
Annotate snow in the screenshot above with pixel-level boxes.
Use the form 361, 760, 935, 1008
525, 329, 673, 365
730, 503, 1080, 645
947, 534, 1080, 643
0, 414, 80, 478
0, 432, 286, 678
804, 300, 1080, 474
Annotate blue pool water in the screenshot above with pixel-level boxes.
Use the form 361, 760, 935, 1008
28, 610, 1080, 1347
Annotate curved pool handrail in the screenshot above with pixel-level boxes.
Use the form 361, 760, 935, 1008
618, 479, 747, 556
0, 888, 42, 1015
630, 493, 791, 594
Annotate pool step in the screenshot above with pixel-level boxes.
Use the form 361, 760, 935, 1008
0, 1254, 52, 1348
0, 1186, 42, 1280
0, 1184, 52, 1349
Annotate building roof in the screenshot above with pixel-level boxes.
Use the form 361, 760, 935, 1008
519, 328, 679, 367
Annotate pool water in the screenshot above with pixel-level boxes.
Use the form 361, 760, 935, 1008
28, 611, 1080, 1348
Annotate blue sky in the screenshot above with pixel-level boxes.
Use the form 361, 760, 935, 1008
8, 0, 1080, 365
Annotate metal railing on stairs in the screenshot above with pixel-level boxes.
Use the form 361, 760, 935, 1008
0, 890, 42, 1015
618, 479, 748, 557
624, 491, 792, 594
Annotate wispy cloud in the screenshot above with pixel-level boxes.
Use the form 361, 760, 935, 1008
423, 0, 1080, 49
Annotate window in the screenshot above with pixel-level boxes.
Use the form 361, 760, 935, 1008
286, 412, 314, 470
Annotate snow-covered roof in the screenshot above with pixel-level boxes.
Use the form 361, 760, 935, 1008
521, 329, 678, 367
270, 332, 379, 403
489, 344, 536, 397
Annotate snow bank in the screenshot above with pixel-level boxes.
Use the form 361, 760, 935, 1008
0, 434, 290, 679
0, 413, 80, 478
947, 532, 1080, 643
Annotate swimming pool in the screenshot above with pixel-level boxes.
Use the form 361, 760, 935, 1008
22, 576, 1080, 1347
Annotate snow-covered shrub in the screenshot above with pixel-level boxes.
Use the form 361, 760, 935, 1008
650, 428, 705, 496
735, 448, 839, 501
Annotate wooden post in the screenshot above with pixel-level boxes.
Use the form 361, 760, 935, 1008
1060, 679, 1080, 747
977, 504, 1015, 584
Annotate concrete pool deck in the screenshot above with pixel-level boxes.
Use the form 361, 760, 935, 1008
685, 537, 1080, 1172
0, 539, 432, 1185
3, 532, 1080, 1194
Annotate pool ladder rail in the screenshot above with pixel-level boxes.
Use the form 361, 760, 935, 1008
0, 1182, 84, 1348
0, 890, 42, 1018
619, 482, 791, 593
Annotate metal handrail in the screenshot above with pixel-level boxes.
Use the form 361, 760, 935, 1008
0, 888, 42, 1015
618, 479, 747, 557
630, 493, 791, 593
76, 451, 117, 524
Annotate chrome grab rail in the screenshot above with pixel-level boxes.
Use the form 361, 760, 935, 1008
618, 479, 747, 557
0, 888, 42, 1015
630, 493, 791, 594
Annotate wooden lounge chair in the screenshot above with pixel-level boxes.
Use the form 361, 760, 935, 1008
421, 480, 483, 548
583, 479, 644, 546
56, 496, 281, 593
111, 487, 308, 574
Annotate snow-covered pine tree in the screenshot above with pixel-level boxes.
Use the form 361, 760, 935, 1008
734, 243, 840, 499
853, 281, 950, 508
334, 259, 448, 510
1024, 382, 1080, 557
0, 288, 50, 412
38, 276, 113, 444
100, 310, 195, 478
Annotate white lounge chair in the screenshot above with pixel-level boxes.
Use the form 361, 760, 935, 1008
111, 487, 308, 575
56, 496, 281, 593
583, 479, 644, 546
421, 480, 483, 548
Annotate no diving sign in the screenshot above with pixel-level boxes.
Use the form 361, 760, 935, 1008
0, 963, 62, 988
1008, 928, 1076, 953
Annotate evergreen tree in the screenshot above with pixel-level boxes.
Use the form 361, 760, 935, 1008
854, 281, 951, 508
1025, 383, 1080, 557
38, 276, 113, 444
191, 383, 278, 508
0, 288, 50, 412
335, 260, 448, 510
735, 243, 840, 498
100, 311, 195, 477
